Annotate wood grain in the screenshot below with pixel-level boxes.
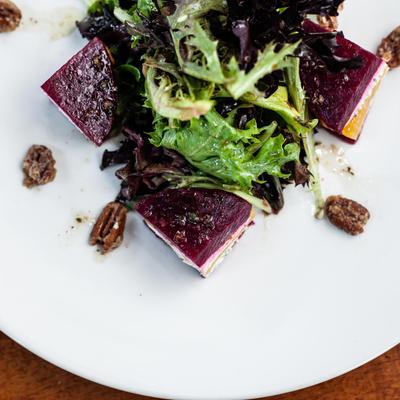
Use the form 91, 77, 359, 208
0, 332, 399, 400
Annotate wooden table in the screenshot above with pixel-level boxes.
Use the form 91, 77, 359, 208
0, 332, 399, 400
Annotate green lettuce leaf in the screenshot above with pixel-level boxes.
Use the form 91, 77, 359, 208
168, 0, 226, 25
149, 110, 300, 190
226, 42, 299, 99
283, 56, 325, 218
284, 56, 306, 119
145, 64, 214, 120
86, 0, 117, 13
242, 86, 318, 135
90, 0, 157, 24
169, 20, 226, 84
168, 0, 226, 84
137, 0, 157, 16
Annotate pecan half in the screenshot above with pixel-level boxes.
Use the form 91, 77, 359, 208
325, 195, 370, 236
317, 15, 338, 31
0, 0, 22, 33
90, 202, 128, 254
22, 145, 57, 188
377, 26, 400, 68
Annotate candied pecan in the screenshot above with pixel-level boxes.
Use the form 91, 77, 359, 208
377, 26, 400, 68
90, 202, 128, 254
22, 145, 57, 188
317, 15, 338, 31
325, 195, 370, 236
0, 0, 22, 33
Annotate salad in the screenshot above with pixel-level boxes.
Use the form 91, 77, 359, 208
36, 0, 392, 276
79, 0, 332, 215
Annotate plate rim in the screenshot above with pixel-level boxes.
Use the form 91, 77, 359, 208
1, 323, 398, 399
1, 0, 400, 398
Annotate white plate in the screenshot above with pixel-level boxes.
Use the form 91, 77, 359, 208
1, 1, 399, 399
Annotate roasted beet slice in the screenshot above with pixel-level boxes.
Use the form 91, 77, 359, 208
136, 189, 255, 277
41, 37, 118, 146
301, 20, 388, 142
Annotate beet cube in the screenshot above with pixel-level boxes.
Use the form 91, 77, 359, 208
136, 189, 255, 277
42, 37, 118, 146
301, 20, 388, 142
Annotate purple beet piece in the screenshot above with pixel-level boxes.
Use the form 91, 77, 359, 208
136, 189, 254, 277
41, 37, 118, 146
301, 20, 388, 142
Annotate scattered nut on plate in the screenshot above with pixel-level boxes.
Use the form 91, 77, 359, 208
22, 145, 57, 188
325, 195, 370, 236
377, 26, 400, 69
0, 0, 22, 33
90, 202, 128, 254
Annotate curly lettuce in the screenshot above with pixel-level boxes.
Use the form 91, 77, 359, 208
284, 56, 325, 218
226, 42, 299, 99
81, 0, 328, 218
169, 19, 225, 84
145, 64, 215, 120
88, 0, 157, 23
149, 110, 300, 190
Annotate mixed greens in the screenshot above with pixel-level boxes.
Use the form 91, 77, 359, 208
79, 0, 348, 217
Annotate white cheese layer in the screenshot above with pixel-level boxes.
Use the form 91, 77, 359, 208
144, 209, 255, 278
346, 60, 388, 125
